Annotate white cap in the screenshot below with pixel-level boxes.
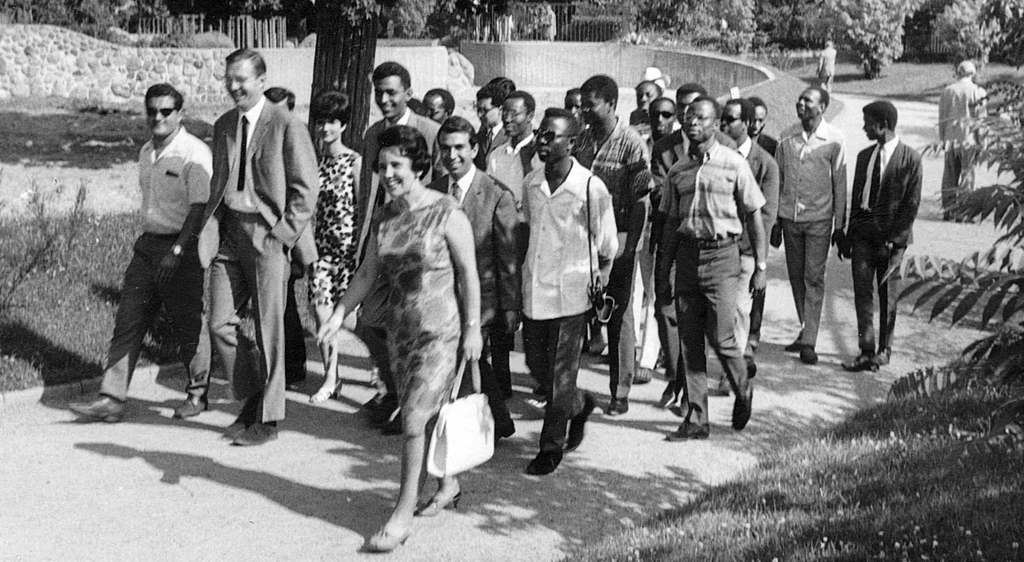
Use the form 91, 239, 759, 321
642, 66, 670, 91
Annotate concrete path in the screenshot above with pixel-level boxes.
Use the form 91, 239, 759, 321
0, 93, 1003, 562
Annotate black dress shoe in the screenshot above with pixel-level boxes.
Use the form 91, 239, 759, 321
69, 395, 125, 423
526, 450, 563, 475
666, 422, 710, 441
746, 359, 757, 379
657, 388, 676, 409
784, 339, 803, 353
842, 353, 879, 372
799, 347, 818, 365
605, 397, 629, 416
232, 422, 279, 446
495, 422, 516, 441
173, 396, 208, 419
565, 392, 596, 452
732, 387, 753, 431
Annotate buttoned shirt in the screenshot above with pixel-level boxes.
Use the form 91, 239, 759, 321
139, 127, 213, 234
661, 139, 765, 240
522, 158, 618, 320
861, 135, 900, 210
223, 95, 266, 213
939, 77, 986, 143
737, 137, 752, 158
574, 118, 652, 232
776, 119, 848, 228
487, 133, 538, 203
449, 165, 475, 206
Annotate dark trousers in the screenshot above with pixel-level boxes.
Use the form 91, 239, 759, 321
746, 288, 766, 360
780, 218, 832, 348
654, 242, 680, 394
851, 237, 905, 354
941, 146, 976, 216
523, 313, 587, 454
283, 273, 307, 385
100, 233, 209, 402
675, 243, 750, 427
489, 328, 515, 398
208, 213, 289, 423
606, 251, 639, 399
458, 326, 514, 433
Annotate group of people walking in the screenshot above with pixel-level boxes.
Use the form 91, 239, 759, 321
68, 47, 942, 552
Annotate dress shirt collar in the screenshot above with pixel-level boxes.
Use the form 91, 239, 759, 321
449, 165, 476, 205
880, 135, 900, 158
393, 107, 412, 127
240, 95, 266, 135
146, 125, 185, 161
505, 133, 535, 156
737, 136, 752, 158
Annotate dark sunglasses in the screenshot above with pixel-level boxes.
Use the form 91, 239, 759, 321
534, 129, 571, 143
652, 110, 675, 119
720, 115, 742, 124
146, 107, 177, 118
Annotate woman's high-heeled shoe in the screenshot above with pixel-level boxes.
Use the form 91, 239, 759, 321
309, 378, 343, 404
364, 528, 411, 553
414, 490, 462, 517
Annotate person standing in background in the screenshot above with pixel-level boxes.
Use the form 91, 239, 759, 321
938, 60, 987, 221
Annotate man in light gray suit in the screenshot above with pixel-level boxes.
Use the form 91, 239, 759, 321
200, 49, 319, 446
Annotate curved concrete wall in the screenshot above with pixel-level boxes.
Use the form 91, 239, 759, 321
461, 41, 772, 97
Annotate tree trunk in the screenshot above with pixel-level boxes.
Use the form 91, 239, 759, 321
311, 1, 380, 153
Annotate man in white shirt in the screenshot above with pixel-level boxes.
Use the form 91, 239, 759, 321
521, 108, 617, 475
487, 90, 541, 204
70, 83, 212, 423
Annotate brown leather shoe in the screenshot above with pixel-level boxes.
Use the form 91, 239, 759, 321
69, 395, 125, 423
666, 422, 710, 441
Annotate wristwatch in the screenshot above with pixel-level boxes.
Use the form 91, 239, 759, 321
171, 244, 183, 256
756, 261, 767, 272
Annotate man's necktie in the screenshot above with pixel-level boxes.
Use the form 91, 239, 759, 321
862, 146, 881, 210
451, 181, 462, 204
484, 128, 493, 153
237, 116, 248, 191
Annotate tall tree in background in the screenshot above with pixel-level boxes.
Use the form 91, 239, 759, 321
311, 0, 387, 152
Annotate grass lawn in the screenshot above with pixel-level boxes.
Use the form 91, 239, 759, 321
565, 385, 1024, 562
794, 59, 1024, 104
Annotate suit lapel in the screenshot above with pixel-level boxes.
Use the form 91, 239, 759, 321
247, 105, 271, 160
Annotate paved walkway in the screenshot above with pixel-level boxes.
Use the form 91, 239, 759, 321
0, 93, 1001, 561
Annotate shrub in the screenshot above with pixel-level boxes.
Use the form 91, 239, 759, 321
828, 0, 925, 78
935, 0, 1003, 64
150, 33, 193, 48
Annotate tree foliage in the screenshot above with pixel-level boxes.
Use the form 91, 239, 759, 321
827, 0, 924, 78
901, 80, 1024, 331
935, 0, 1004, 64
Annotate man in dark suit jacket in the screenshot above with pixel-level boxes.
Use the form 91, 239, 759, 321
473, 78, 514, 171
719, 98, 780, 386
842, 101, 922, 372
749, 97, 778, 157
199, 49, 319, 446
427, 116, 522, 439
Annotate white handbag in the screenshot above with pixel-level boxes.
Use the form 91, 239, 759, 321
426, 358, 495, 477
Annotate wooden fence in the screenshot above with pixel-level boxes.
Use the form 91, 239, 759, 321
135, 15, 288, 49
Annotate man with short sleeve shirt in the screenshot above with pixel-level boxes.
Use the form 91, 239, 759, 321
661, 97, 766, 441
70, 83, 212, 423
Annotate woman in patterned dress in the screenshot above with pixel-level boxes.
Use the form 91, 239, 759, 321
307, 90, 362, 403
318, 126, 482, 553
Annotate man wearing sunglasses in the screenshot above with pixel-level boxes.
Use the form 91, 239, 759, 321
662, 97, 767, 441
70, 83, 213, 423
521, 108, 617, 475
715, 97, 779, 391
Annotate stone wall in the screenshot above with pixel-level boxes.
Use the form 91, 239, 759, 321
0, 24, 456, 109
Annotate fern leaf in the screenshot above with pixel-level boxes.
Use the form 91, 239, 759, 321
913, 282, 946, 312
1003, 294, 1022, 322
981, 286, 1010, 328
899, 278, 933, 301
930, 285, 964, 321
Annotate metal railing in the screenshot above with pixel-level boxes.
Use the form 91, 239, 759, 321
136, 15, 205, 35
464, 2, 632, 43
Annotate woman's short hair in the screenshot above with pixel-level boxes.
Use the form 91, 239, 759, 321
378, 125, 431, 177
310, 90, 351, 125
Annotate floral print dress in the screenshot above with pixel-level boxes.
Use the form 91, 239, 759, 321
309, 151, 359, 307
376, 195, 462, 429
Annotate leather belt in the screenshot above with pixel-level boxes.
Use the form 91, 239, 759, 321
679, 235, 737, 249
